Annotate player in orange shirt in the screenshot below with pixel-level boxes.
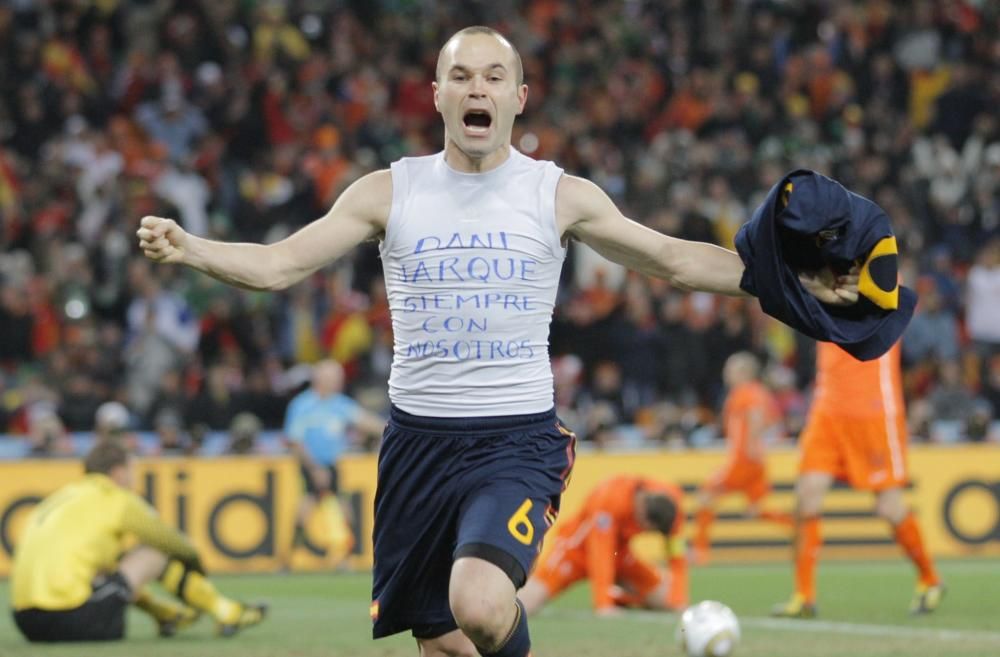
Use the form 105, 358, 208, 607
693, 352, 792, 565
518, 475, 687, 617
773, 341, 943, 618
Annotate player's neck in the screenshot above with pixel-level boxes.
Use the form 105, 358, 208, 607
443, 141, 511, 173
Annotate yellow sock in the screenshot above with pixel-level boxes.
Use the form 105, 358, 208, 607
135, 587, 188, 623
161, 561, 241, 623
321, 496, 355, 564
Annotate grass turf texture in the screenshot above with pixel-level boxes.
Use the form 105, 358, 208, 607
1, 560, 997, 657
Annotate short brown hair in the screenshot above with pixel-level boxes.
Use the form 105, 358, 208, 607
644, 493, 679, 535
437, 26, 524, 85
84, 440, 130, 475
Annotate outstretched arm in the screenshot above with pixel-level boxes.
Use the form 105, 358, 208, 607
137, 170, 392, 291
557, 175, 858, 303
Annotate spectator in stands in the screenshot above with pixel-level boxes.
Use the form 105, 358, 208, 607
134, 87, 208, 165
26, 402, 71, 458
966, 240, 1000, 372
0, 283, 33, 366
152, 409, 191, 456
186, 364, 244, 432
902, 277, 960, 366
0, 0, 998, 446
94, 400, 141, 452
59, 373, 105, 433
227, 412, 262, 455
926, 361, 988, 443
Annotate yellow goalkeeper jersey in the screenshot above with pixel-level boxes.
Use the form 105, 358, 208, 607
11, 473, 200, 611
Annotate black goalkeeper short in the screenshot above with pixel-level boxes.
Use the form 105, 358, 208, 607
13, 572, 131, 642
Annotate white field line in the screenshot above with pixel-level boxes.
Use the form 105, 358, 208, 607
552, 609, 1000, 643
741, 616, 1000, 643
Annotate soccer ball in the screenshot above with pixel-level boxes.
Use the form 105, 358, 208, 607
676, 600, 741, 657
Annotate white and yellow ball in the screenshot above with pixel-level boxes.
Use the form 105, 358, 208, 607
676, 600, 741, 657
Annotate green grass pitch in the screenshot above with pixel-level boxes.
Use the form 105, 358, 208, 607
1, 560, 998, 656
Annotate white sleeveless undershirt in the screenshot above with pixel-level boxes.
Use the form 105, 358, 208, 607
379, 149, 566, 417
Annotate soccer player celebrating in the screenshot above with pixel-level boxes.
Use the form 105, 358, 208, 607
138, 26, 857, 657
519, 475, 688, 617
10, 441, 265, 642
772, 341, 944, 618
693, 351, 792, 565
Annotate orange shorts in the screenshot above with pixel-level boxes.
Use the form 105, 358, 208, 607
532, 542, 662, 600
704, 460, 770, 503
798, 410, 908, 490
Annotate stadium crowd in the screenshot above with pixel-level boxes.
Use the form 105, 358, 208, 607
0, 0, 998, 454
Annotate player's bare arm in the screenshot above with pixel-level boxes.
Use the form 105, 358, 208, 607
556, 174, 858, 304
136, 170, 392, 291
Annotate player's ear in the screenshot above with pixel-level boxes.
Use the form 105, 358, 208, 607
516, 84, 528, 115
432, 81, 441, 112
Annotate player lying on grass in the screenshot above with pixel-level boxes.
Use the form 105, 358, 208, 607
519, 475, 687, 617
9, 440, 266, 642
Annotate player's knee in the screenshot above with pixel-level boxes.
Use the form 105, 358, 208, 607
119, 545, 169, 591
449, 588, 510, 649
795, 478, 828, 517
795, 493, 821, 518
874, 490, 907, 524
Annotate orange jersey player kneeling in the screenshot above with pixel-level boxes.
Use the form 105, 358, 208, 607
519, 475, 687, 617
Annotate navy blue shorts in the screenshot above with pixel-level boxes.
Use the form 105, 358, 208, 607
371, 406, 576, 639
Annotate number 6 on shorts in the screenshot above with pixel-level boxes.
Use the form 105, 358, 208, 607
507, 498, 535, 545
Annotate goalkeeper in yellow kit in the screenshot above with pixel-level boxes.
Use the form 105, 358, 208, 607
10, 441, 266, 642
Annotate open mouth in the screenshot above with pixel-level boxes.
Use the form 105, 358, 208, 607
462, 110, 492, 133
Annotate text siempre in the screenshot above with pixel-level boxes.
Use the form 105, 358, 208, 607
397, 231, 540, 362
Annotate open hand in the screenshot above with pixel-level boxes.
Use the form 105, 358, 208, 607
137, 216, 188, 264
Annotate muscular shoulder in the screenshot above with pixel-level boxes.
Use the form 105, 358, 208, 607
338, 169, 393, 232
555, 174, 615, 237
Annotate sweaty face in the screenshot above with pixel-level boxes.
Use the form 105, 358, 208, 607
434, 33, 527, 161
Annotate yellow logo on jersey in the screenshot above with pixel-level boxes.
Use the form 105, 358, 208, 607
858, 236, 900, 310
